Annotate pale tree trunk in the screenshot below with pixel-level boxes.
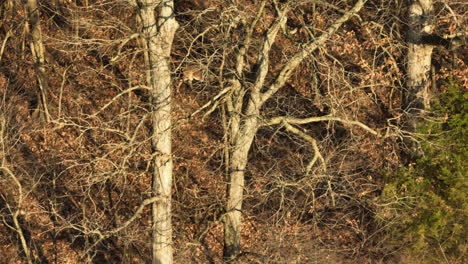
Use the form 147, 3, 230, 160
224, 99, 260, 259
26, 0, 50, 122
136, 1, 178, 263
406, 0, 434, 122
404, 0, 434, 158
222, 1, 367, 260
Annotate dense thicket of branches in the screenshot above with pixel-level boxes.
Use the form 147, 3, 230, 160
0, 0, 465, 263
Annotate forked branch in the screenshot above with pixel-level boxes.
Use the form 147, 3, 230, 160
281, 121, 326, 173
261, 0, 367, 102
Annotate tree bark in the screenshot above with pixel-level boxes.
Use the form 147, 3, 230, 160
224, 112, 259, 260
404, 0, 434, 159
136, 1, 178, 263
406, 0, 434, 120
26, 0, 50, 122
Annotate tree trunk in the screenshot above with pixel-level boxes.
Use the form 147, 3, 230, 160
26, 0, 50, 122
404, 0, 434, 158
224, 115, 259, 260
137, 1, 178, 263
406, 0, 434, 121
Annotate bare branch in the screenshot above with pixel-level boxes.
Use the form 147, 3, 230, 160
264, 115, 379, 136
281, 121, 326, 173
91, 85, 149, 117
252, 5, 289, 94
0, 30, 12, 63
81, 196, 161, 257
244, 5, 289, 118
176, 86, 231, 123
0, 166, 32, 264
235, 0, 267, 76
260, 0, 367, 103
107, 196, 161, 235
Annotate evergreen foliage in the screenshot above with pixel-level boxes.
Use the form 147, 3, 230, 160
381, 79, 467, 262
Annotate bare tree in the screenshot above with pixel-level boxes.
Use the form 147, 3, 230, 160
221, 0, 369, 260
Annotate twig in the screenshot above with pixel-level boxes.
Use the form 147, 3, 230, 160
91, 85, 150, 117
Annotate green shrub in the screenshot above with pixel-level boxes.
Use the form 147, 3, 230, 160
381, 79, 467, 262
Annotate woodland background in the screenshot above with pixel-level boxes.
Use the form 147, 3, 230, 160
0, 0, 466, 263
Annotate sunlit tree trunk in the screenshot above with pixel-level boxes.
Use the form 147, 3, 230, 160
26, 0, 50, 122
405, 0, 434, 123
136, 1, 178, 263
224, 88, 260, 260
403, 0, 434, 158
